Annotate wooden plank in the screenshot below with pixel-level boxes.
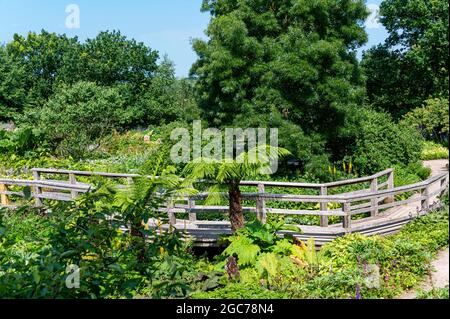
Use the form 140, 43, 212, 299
324, 169, 392, 188
32, 171, 43, 207
36, 192, 73, 201
378, 181, 389, 189
0, 184, 10, 206
421, 185, 430, 210
385, 170, 395, 203
0, 179, 90, 191
167, 200, 176, 225
352, 196, 421, 215
320, 186, 328, 227
69, 173, 78, 199
240, 180, 323, 188
242, 193, 349, 203
265, 208, 346, 217
428, 186, 449, 198
32, 168, 142, 179
350, 198, 388, 211
342, 202, 351, 230
0, 191, 24, 196
256, 183, 267, 224
370, 177, 378, 217
188, 195, 197, 222
32, 167, 396, 193
172, 205, 256, 213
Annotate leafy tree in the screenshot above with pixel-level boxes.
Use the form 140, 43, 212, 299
59, 30, 158, 91
401, 97, 449, 143
5, 30, 80, 110
0, 46, 27, 121
183, 146, 290, 232
362, 0, 449, 119
58, 30, 160, 127
191, 0, 369, 170
24, 81, 125, 158
133, 57, 201, 125
349, 109, 422, 175
1, 30, 191, 128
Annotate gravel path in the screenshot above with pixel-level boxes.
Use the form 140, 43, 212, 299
399, 159, 449, 299
399, 248, 449, 299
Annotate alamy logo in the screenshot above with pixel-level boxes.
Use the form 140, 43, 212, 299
65, 264, 80, 289
170, 121, 280, 174
65, 4, 80, 29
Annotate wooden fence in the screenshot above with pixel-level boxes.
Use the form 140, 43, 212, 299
0, 167, 448, 245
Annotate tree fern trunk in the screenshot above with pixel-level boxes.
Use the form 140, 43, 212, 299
229, 183, 244, 232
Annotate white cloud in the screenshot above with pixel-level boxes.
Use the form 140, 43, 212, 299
366, 4, 381, 29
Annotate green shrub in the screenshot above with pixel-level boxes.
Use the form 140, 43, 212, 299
191, 282, 285, 299
421, 141, 449, 160
22, 81, 125, 159
0, 127, 43, 156
416, 287, 449, 299
351, 109, 422, 175
402, 98, 449, 144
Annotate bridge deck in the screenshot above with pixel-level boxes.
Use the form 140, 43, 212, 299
1, 160, 448, 247
156, 160, 449, 247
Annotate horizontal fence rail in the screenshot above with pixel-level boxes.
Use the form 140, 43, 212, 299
1, 167, 448, 245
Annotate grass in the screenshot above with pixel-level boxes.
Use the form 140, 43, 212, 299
416, 286, 449, 299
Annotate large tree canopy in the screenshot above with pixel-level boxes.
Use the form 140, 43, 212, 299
0, 30, 199, 127
191, 0, 369, 165
362, 0, 449, 119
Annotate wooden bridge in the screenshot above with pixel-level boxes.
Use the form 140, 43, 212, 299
1, 160, 448, 247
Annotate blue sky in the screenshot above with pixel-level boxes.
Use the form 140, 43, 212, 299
0, 0, 388, 77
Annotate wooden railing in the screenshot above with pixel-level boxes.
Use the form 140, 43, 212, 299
0, 168, 448, 234
27, 167, 394, 226
0, 178, 91, 208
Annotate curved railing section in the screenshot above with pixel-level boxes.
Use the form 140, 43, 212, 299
0, 167, 448, 245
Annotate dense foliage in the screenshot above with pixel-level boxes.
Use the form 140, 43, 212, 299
362, 0, 449, 122
191, 0, 370, 170
402, 97, 449, 144
1, 0, 448, 300
194, 200, 449, 299
0, 30, 199, 127
1, 191, 447, 299
349, 109, 422, 174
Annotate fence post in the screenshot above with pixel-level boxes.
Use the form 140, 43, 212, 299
69, 173, 78, 200
167, 200, 176, 226
127, 177, 134, 185
370, 177, 379, 217
421, 185, 430, 211
343, 202, 351, 231
256, 183, 267, 224
440, 175, 448, 197
320, 186, 328, 227
32, 170, 43, 207
188, 192, 197, 222
385, 170, 395, 204
0, 183, 9, 206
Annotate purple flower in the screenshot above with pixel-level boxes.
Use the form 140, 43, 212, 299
355, 284, 362, 299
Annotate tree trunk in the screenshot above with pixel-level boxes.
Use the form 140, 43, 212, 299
229, 183, 244, 232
